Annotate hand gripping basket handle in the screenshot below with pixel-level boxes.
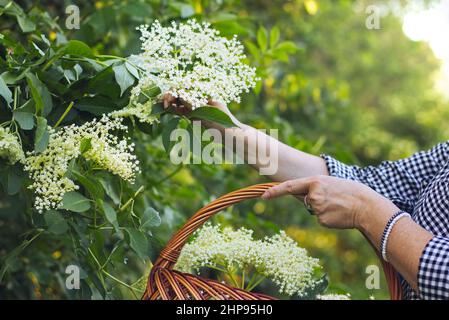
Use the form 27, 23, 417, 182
144, 182, 402, 300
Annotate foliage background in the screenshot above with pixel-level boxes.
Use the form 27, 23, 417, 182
1, 0, 448, 299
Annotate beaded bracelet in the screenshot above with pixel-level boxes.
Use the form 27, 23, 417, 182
380, 211, 411, 262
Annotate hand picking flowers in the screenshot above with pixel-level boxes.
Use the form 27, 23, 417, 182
127, 19, 258, 118
2, 19, 259, 214
175, 223, 324, 298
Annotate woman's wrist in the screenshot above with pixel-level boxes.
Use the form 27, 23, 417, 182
355, 191, 399, 235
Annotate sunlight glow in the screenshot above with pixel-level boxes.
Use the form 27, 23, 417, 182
402, 0, 449, 96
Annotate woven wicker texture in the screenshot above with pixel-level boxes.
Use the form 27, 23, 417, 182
143, 183, 403, 300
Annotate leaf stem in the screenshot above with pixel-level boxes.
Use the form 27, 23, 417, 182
54, 101, 74, 128
246, 274, 265, 291
119, 185, 144, 212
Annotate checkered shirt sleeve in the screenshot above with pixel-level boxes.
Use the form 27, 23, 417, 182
321, 141, 449, 300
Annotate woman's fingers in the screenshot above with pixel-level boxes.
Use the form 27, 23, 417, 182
261, 178, 311, 199
163, 93, 176, 109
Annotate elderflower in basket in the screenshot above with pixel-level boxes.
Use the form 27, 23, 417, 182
175, 223, 325, 298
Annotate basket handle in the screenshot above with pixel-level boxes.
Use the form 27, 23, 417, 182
151, 182, 402, 300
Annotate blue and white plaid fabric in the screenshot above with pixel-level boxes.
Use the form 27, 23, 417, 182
321, 141, 449, 300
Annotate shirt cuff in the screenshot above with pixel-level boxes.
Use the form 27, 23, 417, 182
320, 154, 359, 180
418, 236, 449, 299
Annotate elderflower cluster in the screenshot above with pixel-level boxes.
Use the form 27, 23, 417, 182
0, 126, 25, 164
175, 223, 321, 297
110, 86, 158, 124
24, 115, 139, 212
135, 19, 258, 110
316, 293, 351, 300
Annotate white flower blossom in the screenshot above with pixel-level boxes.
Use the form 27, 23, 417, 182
175, 223, 321, 297
110, 91, 158, 124
134, 19, 258, 110
316, 293, 351, 300
0, 126, 25, 164
24, 115, 139, 212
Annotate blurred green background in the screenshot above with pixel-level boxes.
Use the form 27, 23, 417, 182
1, 0, 448, 299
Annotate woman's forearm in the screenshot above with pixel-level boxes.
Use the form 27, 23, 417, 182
221, 122, 329, 181
357, 198, 433, 292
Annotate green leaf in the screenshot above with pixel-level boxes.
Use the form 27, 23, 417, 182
13, 111, 34, 130
257, 26, 268, 52
62, 40, 94, 58
0, 75, 13, 107
142, 86, 161, 98
98, 177, 121, 205
101, 201, 120, 233
275, 41, 299, 54
125, 228, 149, 260
125, 61, 139, 79
87, 66, 120, 98
6, 168, 24, 195
113, 63, 135, 96
270, 26, 280, 48
1, 69, 29, 85
79, 137, 92, 154
44, 211, 68, 235
189, 107, 235, 128
3, 2, 36, 33
245, 41, 260, 61
102, 201, 117, 224
34, 117, 49, 152
26, 73, 53, 116
75, 96, 119, 115
61, 191, 91, 212
17, 16, 35, 32
141, 207, 161, 230
212, 20, 249, 36
71, 170, 104, 200
162, 117, 180, 152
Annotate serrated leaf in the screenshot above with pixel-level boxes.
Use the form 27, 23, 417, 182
61, 191, 91, 212
162, 117, 180, 152
62, 40, 94, 58
17, 15, 36, 33
245, 41, 260, 61
125, 228, 149, 260
44, 211, 68, 235
141, 207, 161, 230
189, 107, 235, 128
26, 73, 53, 116
13, 110, 34, 130
113, 63, 135, 96
275, 41, 298, 54
75, 96, 119, 115
101, 201, 120, 233
125, 61, 139, 79
71, 170, 104, 200
270, 26, 280, 48
142, 86, 161, 98
102, 201, 117, 224
34, 117, 49, 152
79, 137, 92, 154
6, 168, 24, 195
0, 75, 13, 108
257, 26, 268, 52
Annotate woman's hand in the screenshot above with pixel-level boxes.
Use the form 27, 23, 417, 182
162, 93, 242, 129
261, 175, 399, 230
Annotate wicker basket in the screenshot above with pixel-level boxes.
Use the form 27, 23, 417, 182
142, 183, 403, 300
